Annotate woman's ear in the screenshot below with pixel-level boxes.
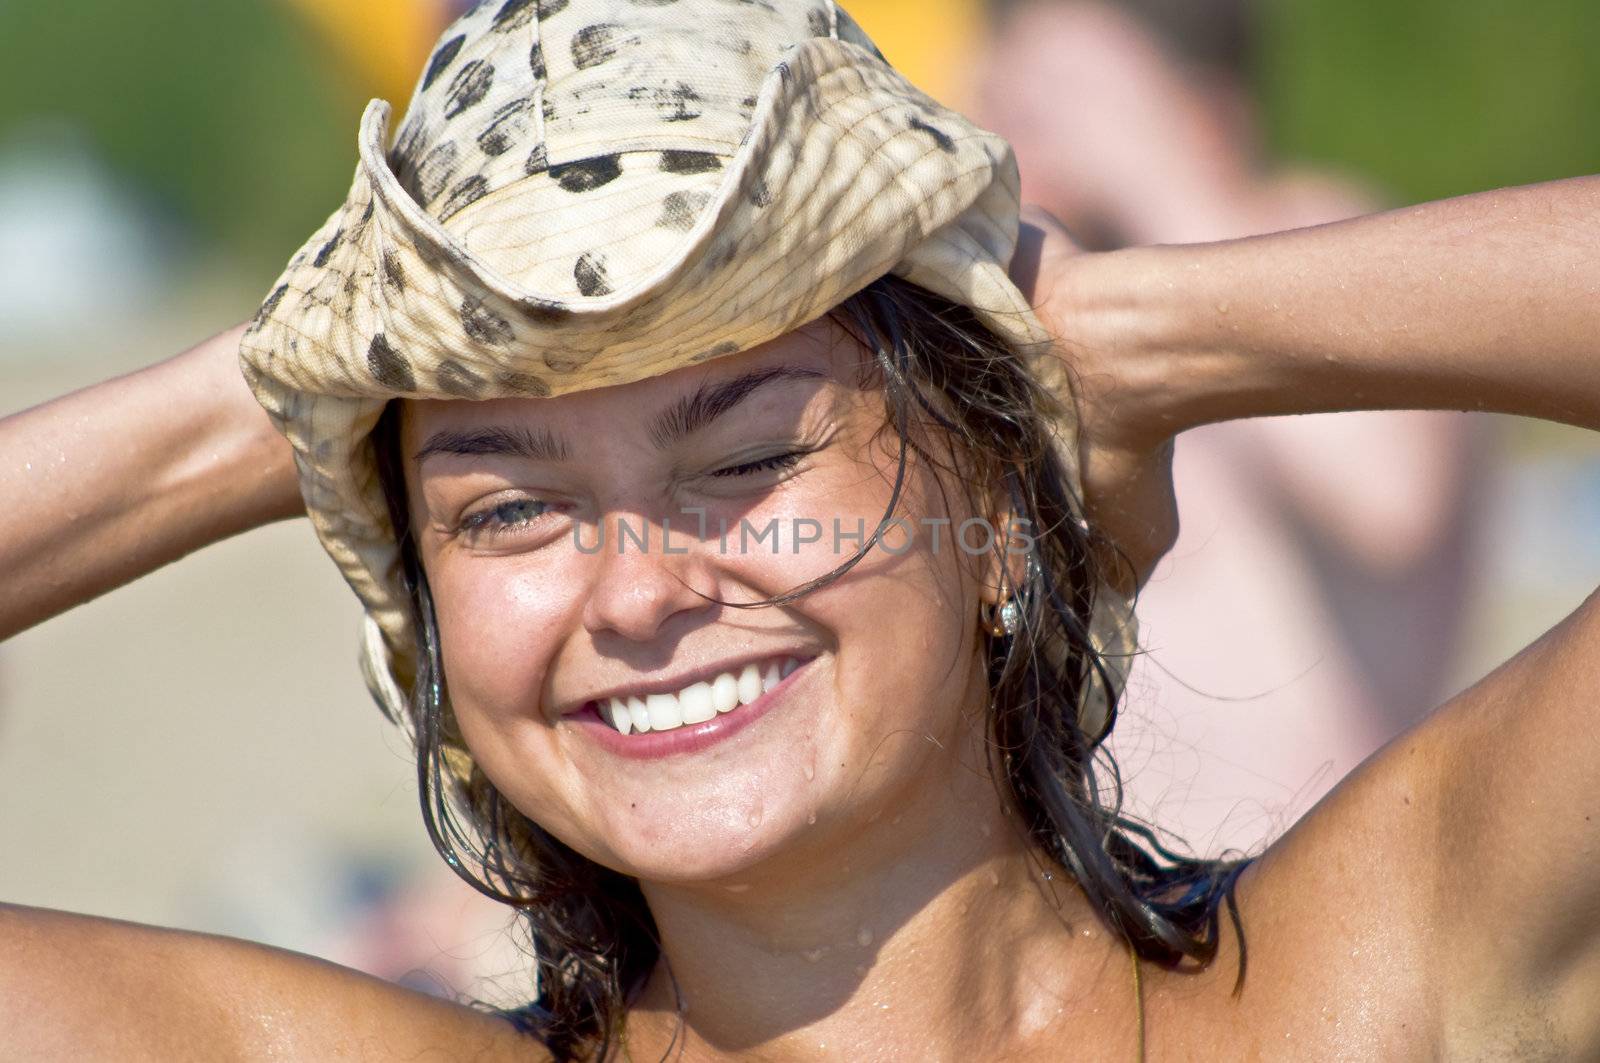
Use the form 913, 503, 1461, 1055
978, 485, 1030, 609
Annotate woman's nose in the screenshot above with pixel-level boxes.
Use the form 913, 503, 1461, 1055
579, 512, 717, 643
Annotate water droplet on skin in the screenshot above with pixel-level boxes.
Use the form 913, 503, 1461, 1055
856, 927, 873, 947
807, 811, 817, 826
801, 947, 826, 963
747, 808, 763, 828
988, 869, 1001, 887
803, 759, 815, 781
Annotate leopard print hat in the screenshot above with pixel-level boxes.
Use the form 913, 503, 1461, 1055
239, 0, 1136, 740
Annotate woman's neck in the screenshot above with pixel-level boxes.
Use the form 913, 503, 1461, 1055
625, 720, 1132, 1060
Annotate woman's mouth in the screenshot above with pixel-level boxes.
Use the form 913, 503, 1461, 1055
599, 655, 801, 735
565, 655, 811, 758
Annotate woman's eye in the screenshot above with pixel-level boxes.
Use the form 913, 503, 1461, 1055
459, 497, 553, 538
710, 450, 807, 479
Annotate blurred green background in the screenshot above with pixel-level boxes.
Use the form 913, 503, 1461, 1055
1260, 0, 1600, 203
0, 0, 363, 276
1, 0, 1596, 278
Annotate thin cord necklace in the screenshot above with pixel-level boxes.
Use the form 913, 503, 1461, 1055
1130, 942, 1147, 1062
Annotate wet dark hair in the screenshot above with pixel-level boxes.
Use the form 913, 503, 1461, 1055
370, 273, 1248, 1061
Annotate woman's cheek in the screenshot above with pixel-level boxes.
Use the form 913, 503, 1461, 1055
433, 553, 581, 718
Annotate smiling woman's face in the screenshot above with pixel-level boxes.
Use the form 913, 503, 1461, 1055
399, 317, 1005, 887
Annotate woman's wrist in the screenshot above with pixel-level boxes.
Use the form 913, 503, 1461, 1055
178, 324, 304, 528
1069, 234, 1468, 437
1057, 243, 1264, 444
1075, 178, 1600, 438
0, 324, 304, 638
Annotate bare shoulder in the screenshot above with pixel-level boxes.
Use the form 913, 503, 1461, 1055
0, 903, 548, 1062
1215, 586, 1600, 1059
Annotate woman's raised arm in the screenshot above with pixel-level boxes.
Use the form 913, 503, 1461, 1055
1046, 174, 1600, 438
1013, 176, 1600, 591
1026, 175, 1600, 1055
0, 325, 303, 640
0, 335, 552, 1055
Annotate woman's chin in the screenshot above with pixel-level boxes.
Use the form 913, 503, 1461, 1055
598, 798, 828, 887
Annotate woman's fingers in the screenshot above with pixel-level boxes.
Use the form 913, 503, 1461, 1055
1010, 205, 1084, 311
1013, 204, 1181, 593
1077, 435, 1179, 597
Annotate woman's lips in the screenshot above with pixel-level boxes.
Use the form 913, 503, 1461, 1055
565, 656, 812, 760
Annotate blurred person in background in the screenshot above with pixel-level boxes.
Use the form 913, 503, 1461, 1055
976, 0, 1494, 856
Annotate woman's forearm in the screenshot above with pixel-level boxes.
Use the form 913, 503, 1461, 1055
1078, 175, 1600, 436
0, 325, 303, 640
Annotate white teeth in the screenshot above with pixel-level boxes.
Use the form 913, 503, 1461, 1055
679, 681, 716, 725
594, 656, 807, 735
712, 672, 739, 714
646, 692, 683, 731
737, 664, 762, 706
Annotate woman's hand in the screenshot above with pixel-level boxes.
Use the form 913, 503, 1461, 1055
1011, 206, 1180, 595
0, 323, 303, 639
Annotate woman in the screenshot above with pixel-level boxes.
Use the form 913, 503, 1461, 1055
3, 2, 1599, 1060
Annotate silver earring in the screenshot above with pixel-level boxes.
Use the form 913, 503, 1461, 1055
998, 553, 1037, 637
984, 597, 1018, 638
998, 597, 1020, 636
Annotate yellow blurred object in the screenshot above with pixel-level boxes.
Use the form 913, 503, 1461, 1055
285, 0, 987, 113
283, 0, 449, 108
843, 0, 986, 106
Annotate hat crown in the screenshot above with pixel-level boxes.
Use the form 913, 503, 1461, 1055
382, 0, 883, 298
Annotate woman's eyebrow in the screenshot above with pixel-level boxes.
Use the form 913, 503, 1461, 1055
412, 366, 827, 463
648, 365, 827, 450
413, 424, 571, 463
